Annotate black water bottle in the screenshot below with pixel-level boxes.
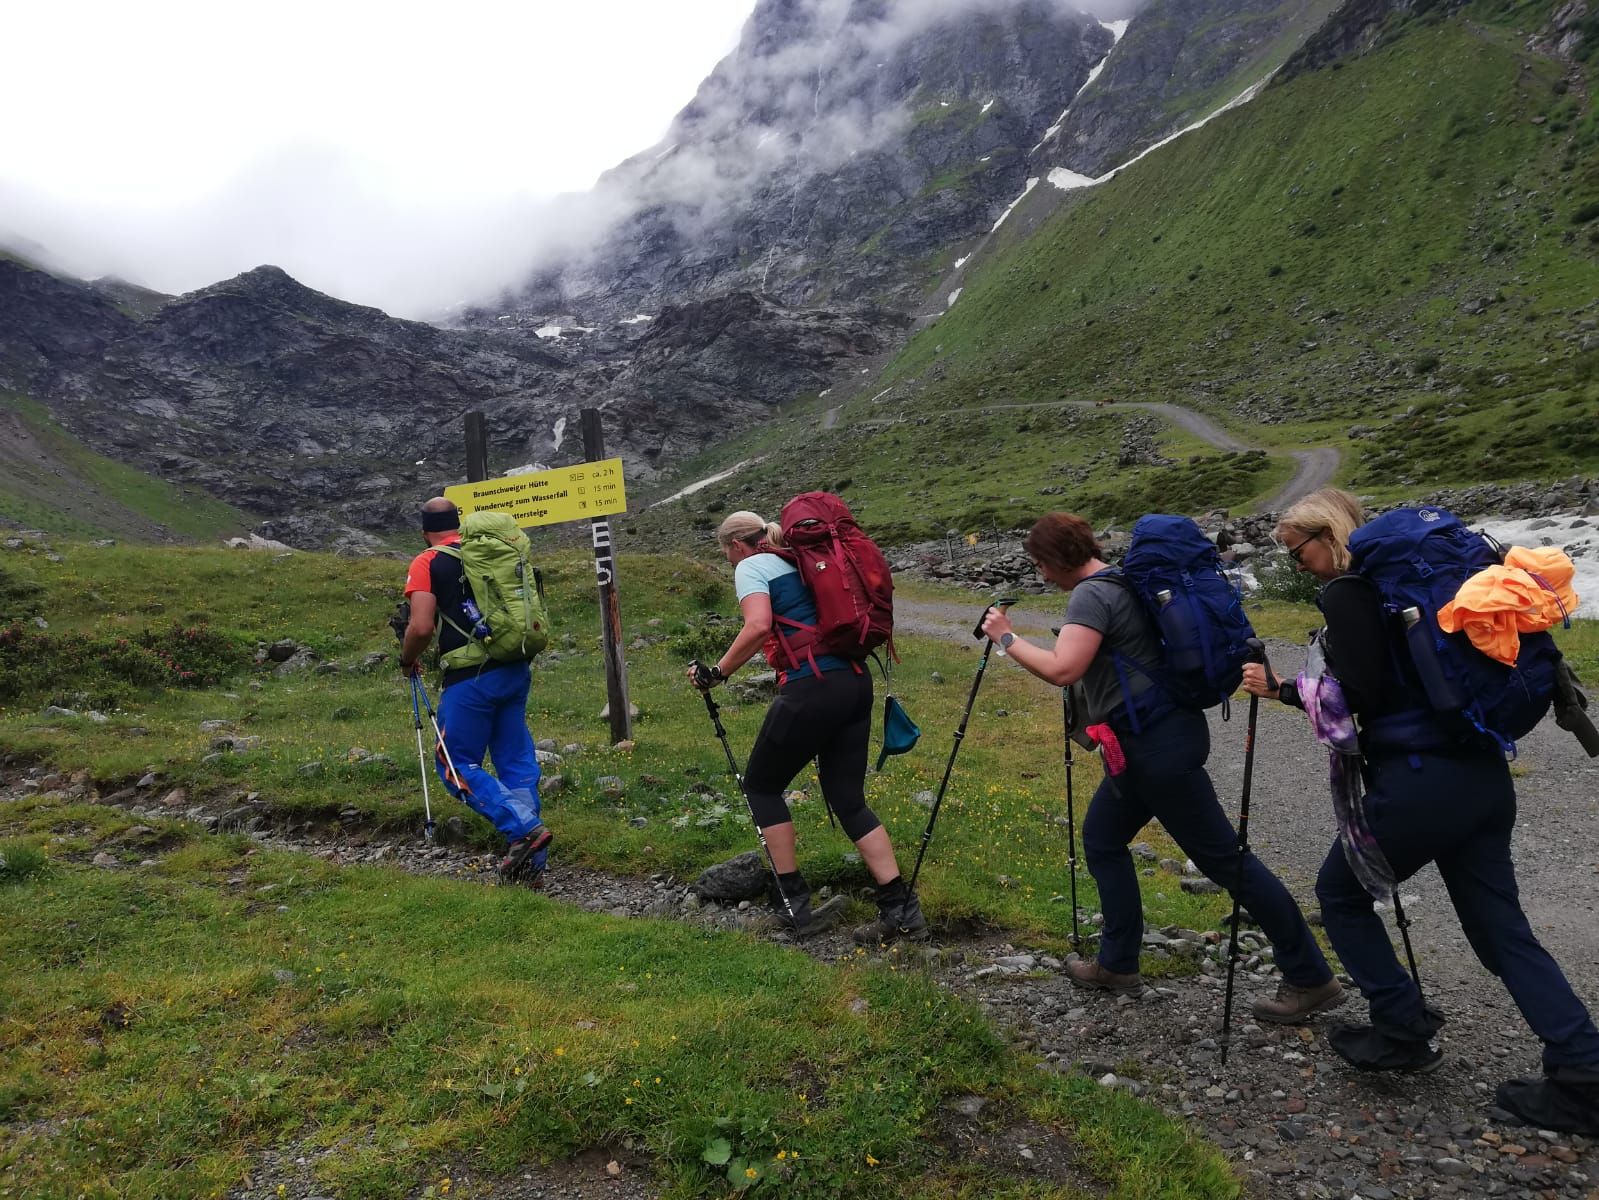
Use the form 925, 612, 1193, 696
1401, 606, 1461, 711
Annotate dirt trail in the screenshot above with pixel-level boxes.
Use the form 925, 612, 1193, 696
850, 397, 1335, 514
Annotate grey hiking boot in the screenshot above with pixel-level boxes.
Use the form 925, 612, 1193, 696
1251, 978, 1347, 1025
498, 826, 553, 882
852, 878, 930, 945
753, 871, 846, 939
1064, 952, 1143, 995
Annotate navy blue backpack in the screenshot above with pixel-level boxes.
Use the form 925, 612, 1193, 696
1103, 514, 1257, 727
1347, 506, 1564, 753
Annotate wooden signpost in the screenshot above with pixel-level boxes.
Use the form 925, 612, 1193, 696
447, 408, 633, 744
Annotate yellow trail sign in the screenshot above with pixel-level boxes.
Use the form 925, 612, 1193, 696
444, 459, 627, 529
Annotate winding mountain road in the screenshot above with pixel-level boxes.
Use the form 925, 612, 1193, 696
849, 396, 1339, 514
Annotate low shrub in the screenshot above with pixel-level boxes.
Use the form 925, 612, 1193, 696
0, 839, 49, 885
1254, 552, 1321, 604
0, 561, 43, 624
668, 613, 740, 665
0, 623, 250, 707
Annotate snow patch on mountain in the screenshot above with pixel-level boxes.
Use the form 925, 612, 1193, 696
990, 177, 1040, 232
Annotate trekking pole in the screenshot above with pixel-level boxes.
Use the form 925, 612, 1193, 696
906, 599, 1015, 896
1220, 637, 1272, 1066
414, 675, 465, 811
407, 674, 438, 842
1392, 893, 1427, 1012
1062, 683, 1082, 955
690, 665, 800, 926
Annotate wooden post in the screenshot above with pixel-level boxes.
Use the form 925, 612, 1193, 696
582, 408, 632, 743
464, 411, 489, 483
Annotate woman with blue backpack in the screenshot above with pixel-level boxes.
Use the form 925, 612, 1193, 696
982, 511, 1344, 1023
1243, 487, 1599, 1134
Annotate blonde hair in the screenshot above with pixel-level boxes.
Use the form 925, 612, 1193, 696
1275, 488, 1365, 573
716, 510, 784, 551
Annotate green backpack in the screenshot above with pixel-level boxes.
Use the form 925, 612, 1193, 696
435, 512, 550, 670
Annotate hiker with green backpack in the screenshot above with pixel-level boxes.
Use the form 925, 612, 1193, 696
399, 498, 554, 884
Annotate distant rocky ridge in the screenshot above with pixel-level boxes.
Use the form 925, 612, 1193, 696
0, 0, 1421, 549
0, 259, 899, 547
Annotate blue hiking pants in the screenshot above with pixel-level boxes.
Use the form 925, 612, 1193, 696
1083, 707, 1334, 987
1317, 743, 1599, 1068
437, 662, 545, 863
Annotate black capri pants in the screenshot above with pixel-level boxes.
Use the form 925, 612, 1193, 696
743, 667, 881, 841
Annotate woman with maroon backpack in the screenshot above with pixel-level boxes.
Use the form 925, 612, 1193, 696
688, 506, 927, 944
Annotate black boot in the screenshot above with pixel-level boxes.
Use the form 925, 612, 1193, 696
1329, 1003, 1446, 1073
756, 870, 845, 939
852, 877, 930, 945
1494, 1065, 1599, 1136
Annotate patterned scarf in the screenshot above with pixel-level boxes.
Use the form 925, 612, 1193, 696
1299, 634, 1397, 902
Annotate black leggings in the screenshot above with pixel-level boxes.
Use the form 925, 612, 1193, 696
744, 668, 881, 840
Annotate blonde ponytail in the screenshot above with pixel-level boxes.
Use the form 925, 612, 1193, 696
716, 511, 782, 551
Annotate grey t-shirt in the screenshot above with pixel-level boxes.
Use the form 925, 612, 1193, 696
1063, 571, 1164, 725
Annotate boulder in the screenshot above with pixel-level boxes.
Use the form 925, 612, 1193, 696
692, 851, 770, 902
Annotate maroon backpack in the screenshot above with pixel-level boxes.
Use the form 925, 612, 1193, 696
764, 492, 894, 674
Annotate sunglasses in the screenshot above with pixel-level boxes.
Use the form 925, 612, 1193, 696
1285, 533, 1319, 564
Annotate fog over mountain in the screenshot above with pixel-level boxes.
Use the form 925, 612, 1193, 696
1, 0, 1143, 320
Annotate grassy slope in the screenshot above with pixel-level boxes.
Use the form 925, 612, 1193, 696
875, 11, 1599, 497
636, 8, 1599, 548
0, 542, 1240, 941
0, 542, 1247, 1199
0, 798, 1235, 1200
0, 392, 249, 541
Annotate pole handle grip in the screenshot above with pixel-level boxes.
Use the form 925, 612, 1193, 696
1246, 637, 1279, 692
973, 597, 1017, 641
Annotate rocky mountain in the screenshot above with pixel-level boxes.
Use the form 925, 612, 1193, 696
11, 0, 1572, 551
0, 259, 901, 546
498, 0, 1116, 321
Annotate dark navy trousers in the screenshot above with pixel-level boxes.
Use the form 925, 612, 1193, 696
1316, 743, 1599, 1068
1082, 707, 1333, 985
437, 662, 546, 865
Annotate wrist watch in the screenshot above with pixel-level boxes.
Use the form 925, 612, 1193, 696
999, 632, 1016, 650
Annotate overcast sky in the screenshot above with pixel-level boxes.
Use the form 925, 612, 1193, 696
0, 0, 756, 316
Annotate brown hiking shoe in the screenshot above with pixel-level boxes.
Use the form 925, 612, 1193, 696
1251, 978, 1347, 1025
1064, 953, 1143, 995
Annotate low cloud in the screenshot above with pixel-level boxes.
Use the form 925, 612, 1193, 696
3, 0, 1149, 318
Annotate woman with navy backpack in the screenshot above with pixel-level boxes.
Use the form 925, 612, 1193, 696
1243, 487, 1599, 1134
688, 509, 928, 944
982, 511, 1344, 1022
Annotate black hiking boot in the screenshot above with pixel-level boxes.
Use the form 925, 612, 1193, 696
753, 871, 847, 939
1329, 1005, 1446, 1073
852, 877, 930, 946
498, 826, 553, 882
1494, 1065, 1599, 1136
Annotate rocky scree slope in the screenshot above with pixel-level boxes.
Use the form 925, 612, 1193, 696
0, 261, 898, 547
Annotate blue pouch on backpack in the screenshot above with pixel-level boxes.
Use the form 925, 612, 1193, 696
1347, 506, 1562, 753
876, 694, 921, 771
1104, 514, 1257, 729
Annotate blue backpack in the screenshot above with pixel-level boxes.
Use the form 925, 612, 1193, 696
1347, 506, 1564, 754
1103, 514, 1257, 727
